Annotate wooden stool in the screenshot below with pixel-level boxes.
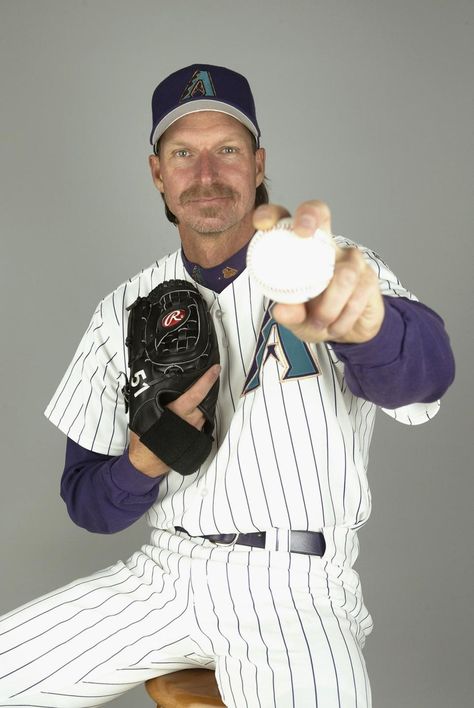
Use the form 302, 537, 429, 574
145, 668, 225, 707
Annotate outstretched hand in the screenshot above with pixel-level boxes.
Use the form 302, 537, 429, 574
253, 200, 385, 344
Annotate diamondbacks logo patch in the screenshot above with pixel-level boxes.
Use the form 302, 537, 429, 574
180, 69, 216, 101
242, 307, 321, 395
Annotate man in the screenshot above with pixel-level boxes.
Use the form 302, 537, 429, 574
0, 64, 454, 707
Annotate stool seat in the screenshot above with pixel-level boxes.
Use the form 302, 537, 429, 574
145, 668, 225, 707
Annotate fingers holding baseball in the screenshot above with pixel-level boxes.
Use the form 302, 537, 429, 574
253, 199, 332, 237
272, 247, 385, 344
292, 200, 332, 237
250, 199, 383, 343
253, 203, 290, 231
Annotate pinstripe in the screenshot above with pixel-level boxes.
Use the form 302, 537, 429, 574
307, 576, 342, 708
223, 563, 251, 708
217, 296, 236, 414
325, 572, 366, 708
351, 432, 364, 529
247, 388, 273, 526
219, 655, 238, 708
340, 430, 348, 521
286, 557, 319, 706
247, 277, 258, 342
362, 403, 373, 459
119, 283, 128, 379
172, 251, 181, 278
316, 377, 337, 525
130, 634, 196, 668
277, 368, 309, 529
90, 384, 107, 449
101, 352, 116, 381
0, 577, 148, 664
329, 361, 349, 519
111, 291, 120, 327
230, 281, 248, 378
75, 571, 191, 685
326, 527, 338, 566
261, 371, 292, 528
297, 380, 326, 526
244, 562, 272, 707
202, 555, 231, 657
265, 565, 295, 708
234, 398, 258, 529
57, 379, 82, 428
0, 565, 131, 634
40, 689, 126, 699
46, 351, 84, 418
219, 433, 239, 532
0, 704, 104, 707
188, 567, 217, 657
67, 403, 84, 438
194, 555, 240, 708
329, 357, 339, 417
324, 598, 358, 707
3, 582, 159, 688
106, 379, 121, 455
77, 367, 99, 446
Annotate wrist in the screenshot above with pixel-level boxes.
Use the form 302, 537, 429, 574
128, 433, 170, 478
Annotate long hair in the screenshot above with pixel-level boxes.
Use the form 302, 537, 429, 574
154, 133, 269, 225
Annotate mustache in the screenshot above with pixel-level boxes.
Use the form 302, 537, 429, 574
179, 183, 236, 205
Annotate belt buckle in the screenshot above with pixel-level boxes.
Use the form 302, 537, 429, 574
211, 533, 238, 547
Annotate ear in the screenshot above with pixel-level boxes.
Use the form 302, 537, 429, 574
149, 154, 165, 193
255, 147, 266, 187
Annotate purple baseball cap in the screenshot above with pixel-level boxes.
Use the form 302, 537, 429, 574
150, 64, 261, 148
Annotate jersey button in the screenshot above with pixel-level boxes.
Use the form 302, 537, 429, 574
215, 309, 223, 319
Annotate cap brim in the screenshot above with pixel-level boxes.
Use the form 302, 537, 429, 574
151, 100, 260, 146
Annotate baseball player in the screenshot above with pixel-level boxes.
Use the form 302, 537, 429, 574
0, 64, 454, 708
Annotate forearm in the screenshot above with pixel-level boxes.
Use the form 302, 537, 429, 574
61, 438, 163, 534
331, 296, 455, 408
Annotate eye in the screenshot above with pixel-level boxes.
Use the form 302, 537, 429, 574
174, 149, 191, 158
221, 146, 238, 154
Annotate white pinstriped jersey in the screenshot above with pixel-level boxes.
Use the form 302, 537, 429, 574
45, 237, 439, 536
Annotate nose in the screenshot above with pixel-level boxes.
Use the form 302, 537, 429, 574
195, 151, 218, 184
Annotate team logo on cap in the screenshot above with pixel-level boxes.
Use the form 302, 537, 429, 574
180, 69, 216, 101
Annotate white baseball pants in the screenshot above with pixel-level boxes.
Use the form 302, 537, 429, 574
0, 529, 373, 707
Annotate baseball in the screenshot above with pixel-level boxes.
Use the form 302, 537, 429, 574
246, 217, 337, 304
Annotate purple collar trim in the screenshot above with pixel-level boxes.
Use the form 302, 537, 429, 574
181, 241, 249, 293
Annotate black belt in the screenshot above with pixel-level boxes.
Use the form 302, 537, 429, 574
175, 527, 326, 556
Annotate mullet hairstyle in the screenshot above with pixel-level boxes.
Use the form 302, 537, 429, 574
153, 133, 269, 225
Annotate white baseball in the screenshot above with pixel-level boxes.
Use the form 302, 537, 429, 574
246, 217, 336, 304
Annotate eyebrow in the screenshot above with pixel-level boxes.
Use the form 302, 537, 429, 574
165, 133, 249, 150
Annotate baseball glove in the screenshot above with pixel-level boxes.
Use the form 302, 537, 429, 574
123, 279, 220, 475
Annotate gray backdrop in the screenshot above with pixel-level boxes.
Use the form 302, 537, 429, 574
1, 1, 472, 706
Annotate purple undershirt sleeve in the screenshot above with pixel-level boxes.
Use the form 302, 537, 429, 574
330, 295, 455, 408
60, 438, 163, 534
